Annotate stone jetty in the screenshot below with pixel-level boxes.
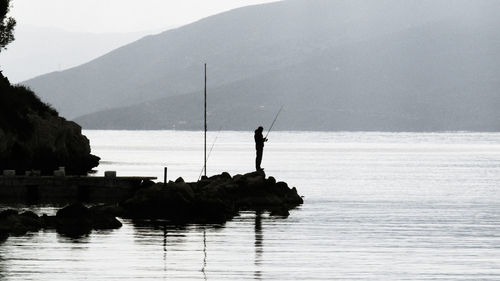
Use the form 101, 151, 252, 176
0, 174, 156, 203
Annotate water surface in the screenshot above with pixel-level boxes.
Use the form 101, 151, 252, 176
1, 131, 500, 280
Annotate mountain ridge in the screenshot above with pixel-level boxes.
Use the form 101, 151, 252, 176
74, 17, 500, 131
23, 0, 500, 131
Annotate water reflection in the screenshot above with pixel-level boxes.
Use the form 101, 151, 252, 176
163, 223, 167, 274
132, 220, 188, 246
0, 251, 5, 279
202, 228, 207, 281
56, 232, 91, 246
129, 220, 229, 280
254, 212, 263, 280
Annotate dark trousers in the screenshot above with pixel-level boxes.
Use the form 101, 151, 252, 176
255, 148, 263, 170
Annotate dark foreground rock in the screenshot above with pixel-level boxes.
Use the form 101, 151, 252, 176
0, 203, 122, 241
121, 171, 303, 223
56, 203, 122, 237
0, 209, 41, 236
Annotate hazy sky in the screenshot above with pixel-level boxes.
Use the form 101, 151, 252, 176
10, 0, 281, 33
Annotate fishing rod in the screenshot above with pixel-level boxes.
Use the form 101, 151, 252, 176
265, 105, 284, 139
198, 127, 223, 181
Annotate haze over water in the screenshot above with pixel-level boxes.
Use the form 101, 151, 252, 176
1, 130, 500, 280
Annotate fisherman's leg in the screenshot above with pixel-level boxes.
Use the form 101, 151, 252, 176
256, 149, 263, 170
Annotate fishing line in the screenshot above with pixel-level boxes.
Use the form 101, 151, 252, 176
198, 127, 223, 181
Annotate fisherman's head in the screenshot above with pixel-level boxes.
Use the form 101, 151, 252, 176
257, 126, 263, 133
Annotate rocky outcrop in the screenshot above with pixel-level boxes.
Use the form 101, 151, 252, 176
121, 171, 303, 223
0, 203, 122, 240
0, 171, 303, 242
0, 74, 99, 175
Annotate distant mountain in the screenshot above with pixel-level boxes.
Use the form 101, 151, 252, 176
0, 25, 149, 83
73, 18, 500, 131
25, 0, 500, 131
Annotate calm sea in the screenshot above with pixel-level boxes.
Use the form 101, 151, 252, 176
1, 130, 500, 280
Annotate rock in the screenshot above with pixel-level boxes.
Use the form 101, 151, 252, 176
169, 182, 195, 201
121, 171, 303, 224
20, 211, 39, 220
89, 208, 122, 230
270, 208, 290, 217
121, 183, 195, 221
221, 172, 231, 179
240, 171, 266, 189
233, 174, 243, 180
191, 198, 234, 223
56, 203, 93, 236
267, 176, 276, 185
0, 231, 8, 243
41, 214, 57, 228
89, 204, 125, 217
0, 209, 42, 235
0, 209, 18, 219
18, 211, 42, 231
55, 203, 122, 237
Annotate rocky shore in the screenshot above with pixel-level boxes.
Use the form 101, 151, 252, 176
0, 171, 303, 240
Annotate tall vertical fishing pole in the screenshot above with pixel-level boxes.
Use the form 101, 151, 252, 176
204, 63, 207, 178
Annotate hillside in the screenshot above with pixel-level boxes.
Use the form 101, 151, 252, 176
24, 0, 500, 131
0, 25, 148, 83
0, 74, 99, 174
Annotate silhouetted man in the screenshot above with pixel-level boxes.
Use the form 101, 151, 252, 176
254, 126, 267, 171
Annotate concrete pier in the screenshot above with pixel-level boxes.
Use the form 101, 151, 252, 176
0, 175, 157, 204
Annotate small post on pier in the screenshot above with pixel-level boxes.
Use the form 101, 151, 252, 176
204, 63, 207, 178
164, 167, 168, 187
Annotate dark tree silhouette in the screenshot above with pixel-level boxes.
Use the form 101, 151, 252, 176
0, 0, 15, 52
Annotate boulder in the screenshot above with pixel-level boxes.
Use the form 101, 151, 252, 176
89, 208, 122, 230
0, 231, 8, 243
56, 203, 122, 237
19, 211, 42, 231
270, 208, 290, 217
0, 209, 42, 236
41, 214, 57, 229
56, 203, 93, 236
